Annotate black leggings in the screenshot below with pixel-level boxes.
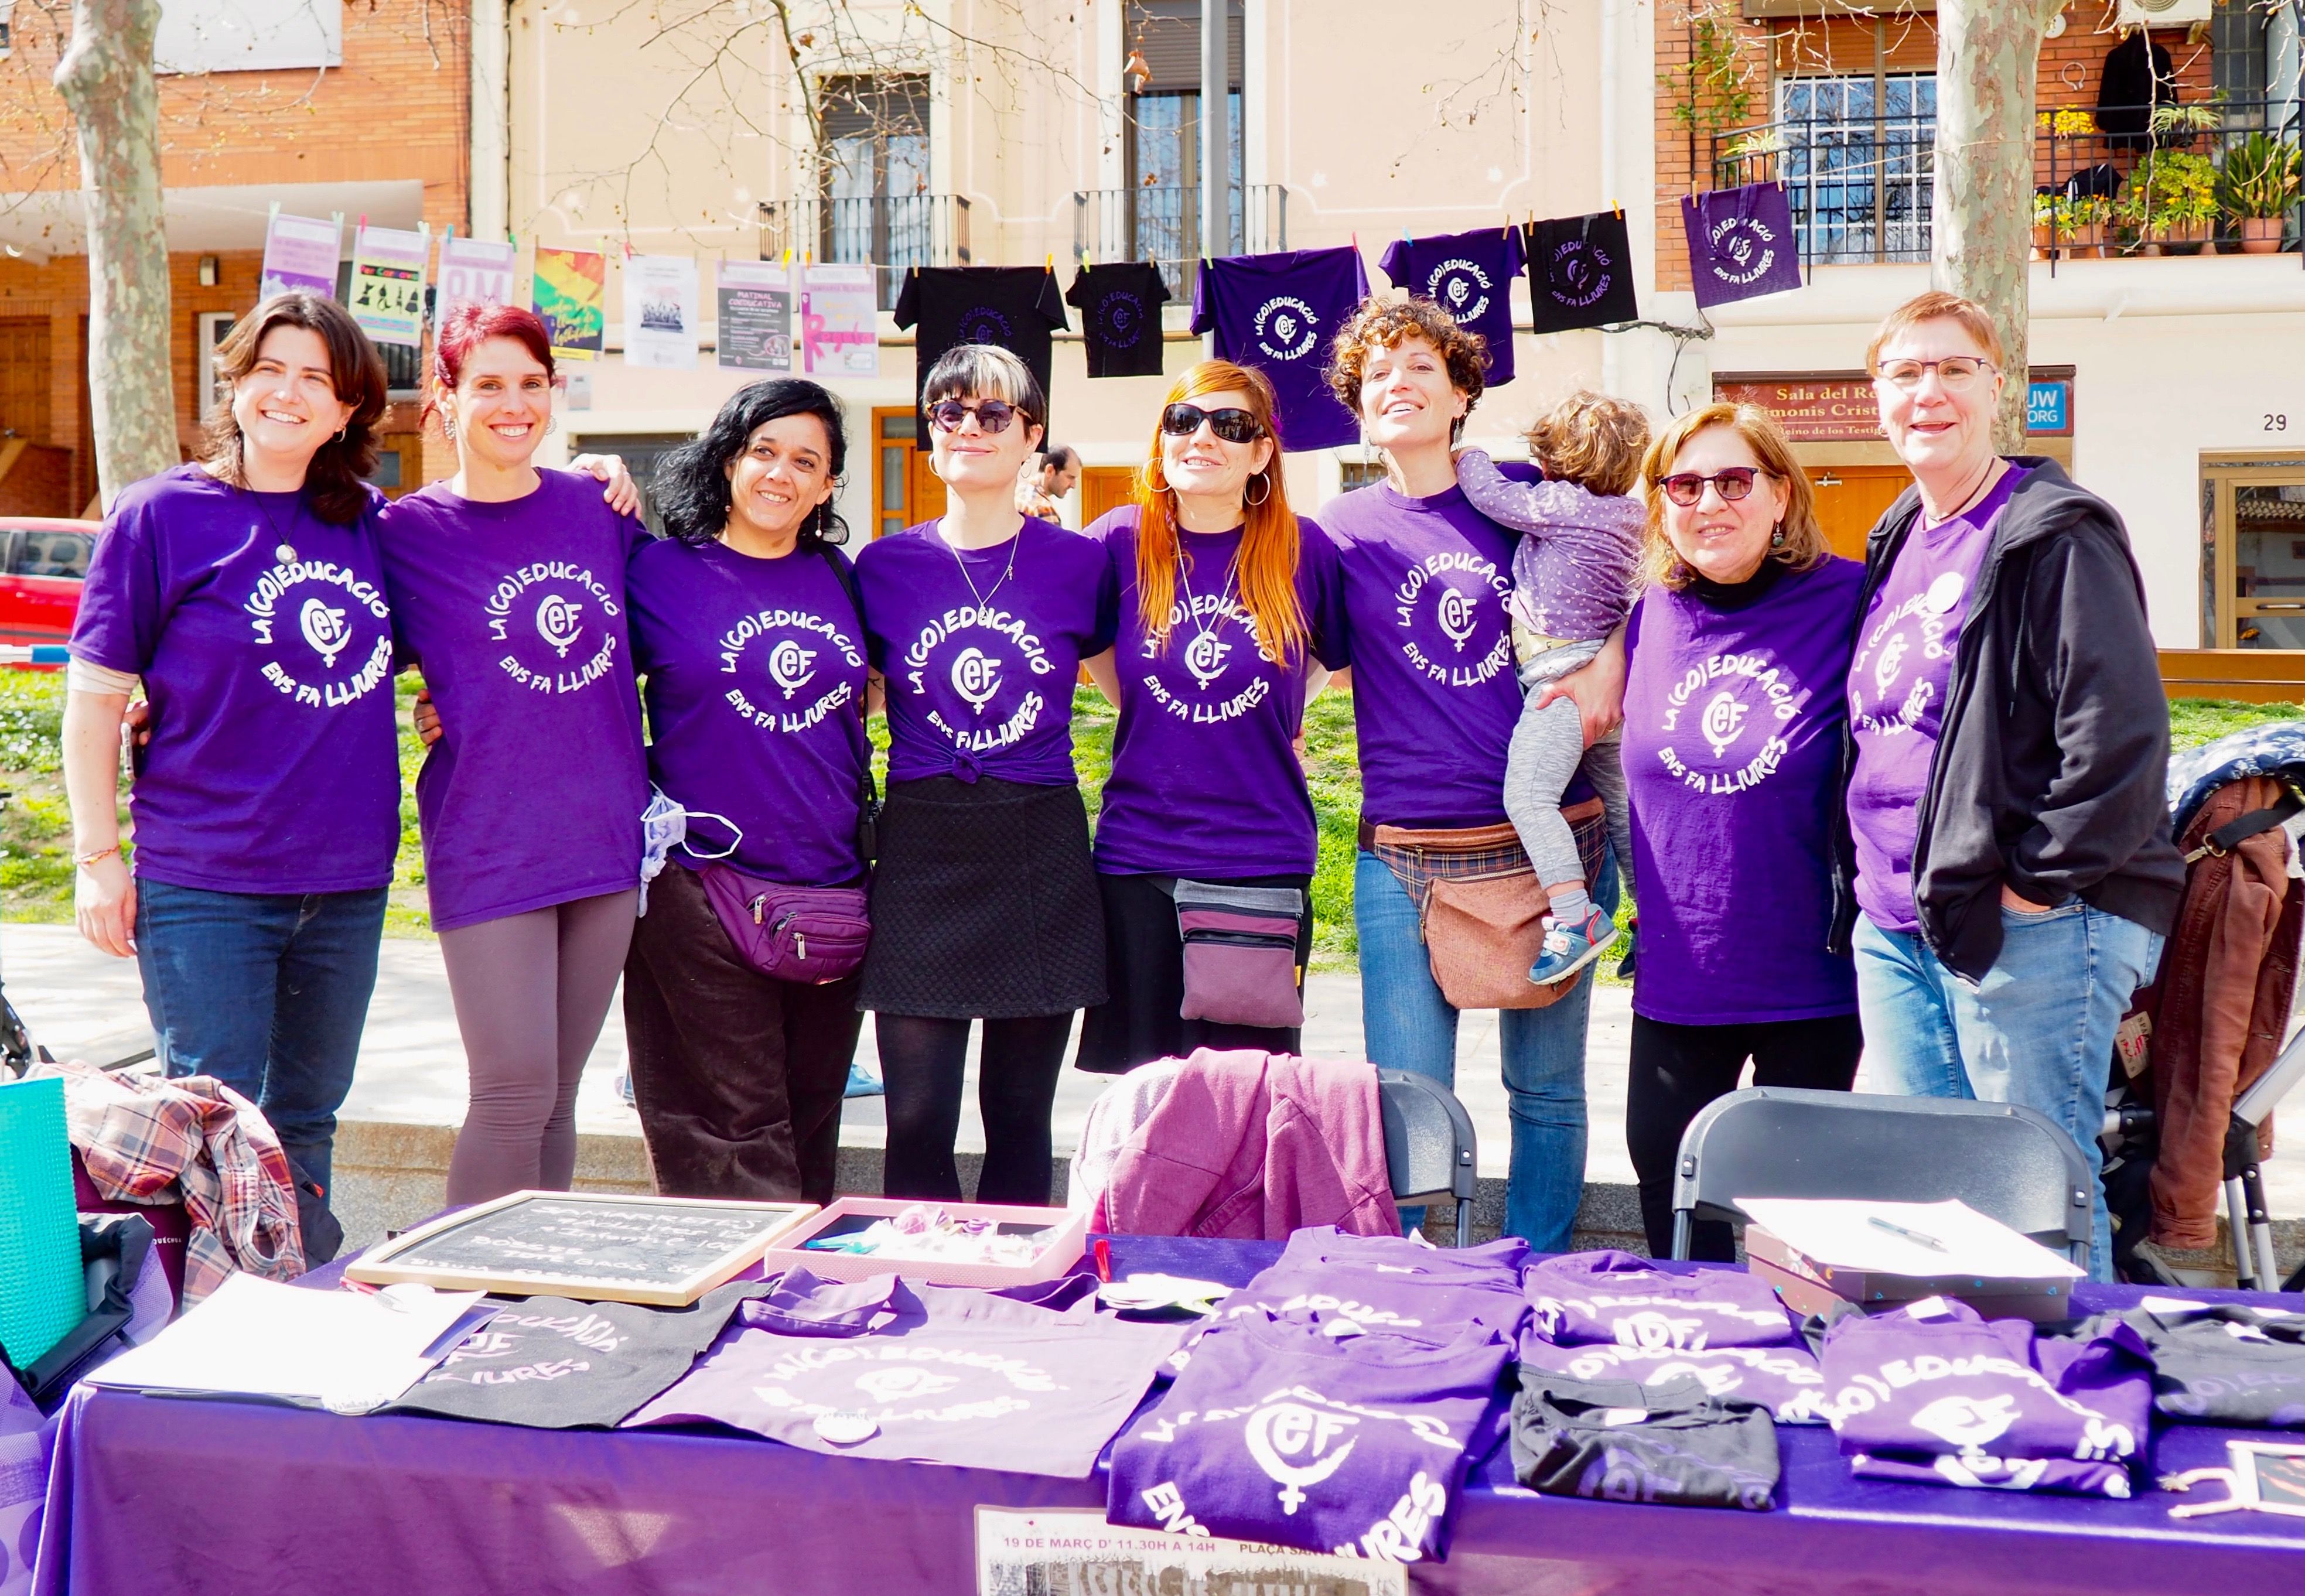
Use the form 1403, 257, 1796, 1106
875, 1012, 1075, 1205
1627, 1012, 1865, 1262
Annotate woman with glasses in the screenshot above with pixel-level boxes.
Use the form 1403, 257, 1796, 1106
1614, 402, 1866, 1260
1075, 360, 1344, 1072
853, 344, 1119, 1204
1843, 291, 2181, 1279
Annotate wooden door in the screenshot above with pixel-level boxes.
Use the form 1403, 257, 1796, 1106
1080, 466, 1138, 527
0, 320, 53, 444
1807, 463, 1911, 562
873, 406, 944, 538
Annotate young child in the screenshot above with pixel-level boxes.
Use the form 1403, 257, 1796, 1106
1456, 391, 1649, 985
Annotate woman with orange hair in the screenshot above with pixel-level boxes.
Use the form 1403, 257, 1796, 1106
1077, 361, 1345, 1071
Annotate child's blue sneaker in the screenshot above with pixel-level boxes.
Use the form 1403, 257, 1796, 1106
1529, 906, 1617, 986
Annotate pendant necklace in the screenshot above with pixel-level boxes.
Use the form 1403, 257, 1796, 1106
1173, 532, 1241, 691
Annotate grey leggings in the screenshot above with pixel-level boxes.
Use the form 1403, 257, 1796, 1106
1504, 693, 1635, 905
440, 888, 638, 1205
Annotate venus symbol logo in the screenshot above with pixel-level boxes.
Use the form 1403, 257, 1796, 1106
1700, 690, 1751, 758
1251, 296, 1319, 361
853, 1368, 961, 1403
1244, 1401, 1360, 1515
767, 638, 818, 699
299, 597, 351, 667
1435, 586, 1480, 651
536, 593, 585, 658
1911, 1394, 2021, 1451
1097, 292, 1143, 344
1874, 632, 1909, 698
1183, 630, 1232, 688
950, 645, 1003, 713
1428, 259, 1493, 323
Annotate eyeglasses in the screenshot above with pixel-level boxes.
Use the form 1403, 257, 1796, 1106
1873, 356, 1995, 391
1658, 467, 1767, 507
1161, 403, 1263, 444
926, 398, 1020, 434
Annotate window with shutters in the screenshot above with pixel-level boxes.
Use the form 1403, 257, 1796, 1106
1124, 1, 1244, 269
818, 75, 935, 305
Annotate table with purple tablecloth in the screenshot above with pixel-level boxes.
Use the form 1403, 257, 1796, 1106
31, 1235, 2305, 1596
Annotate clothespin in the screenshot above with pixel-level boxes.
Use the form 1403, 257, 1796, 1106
268, 200, 281, 222
1350, 230, 1360, 252
1612, 198, 1624, 219
1401, 223, 1412, 242
1046, 251, 1055, 272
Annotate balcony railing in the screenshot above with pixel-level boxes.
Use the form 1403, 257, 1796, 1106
755, 193, 972, 310
1711, 100, 2303, 271
1071, 184, 1289, 298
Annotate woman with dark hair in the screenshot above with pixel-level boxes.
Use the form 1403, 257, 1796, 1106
64, 290, 397, 1214
620, 378, 872, 1204
1077, 359, 1343, 1071
855, 343, 1119, 1205
380, 302, 650, 1205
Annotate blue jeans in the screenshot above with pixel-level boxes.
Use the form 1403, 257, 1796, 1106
1853, 904, 2164, 1282
1355, 846, 1617, 1252
135, 879, 389, 1195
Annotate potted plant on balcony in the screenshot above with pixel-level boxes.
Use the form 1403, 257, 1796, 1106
2067, 193, 2112, 258
2032, 192, 2068, 259
2219, 132, 2303, 254
2118, 149, 2219, 254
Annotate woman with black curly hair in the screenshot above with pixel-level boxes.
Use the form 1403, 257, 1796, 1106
620, 378, 873, 1203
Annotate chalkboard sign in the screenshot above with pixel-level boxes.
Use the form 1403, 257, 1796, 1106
346, 1191, 817, 1306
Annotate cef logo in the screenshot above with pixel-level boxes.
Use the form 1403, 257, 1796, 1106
1423, 258, 1493, 323
1252, 296, 1320, 361
299, 597, 351, 667
536, 593, 585, 658
950, 645, 1003, 711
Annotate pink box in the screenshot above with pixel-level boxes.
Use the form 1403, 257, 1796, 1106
755, 1197, 1089, 1289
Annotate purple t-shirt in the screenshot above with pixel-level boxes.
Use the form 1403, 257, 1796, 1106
855, 518, 1119, 786
1323, 483, 1522, 829
1523, 1252, 1801, 1351
377, 473, 649, 930
1848, 466, 2027, 934
1190, 247, 1370, 453
69, 464, 399, 894
1378, 229, 1525, 387
1088, 507, 1346, 877
1621, 559, 1865, 1024
626, 538, 870, 886
1191, 1227, 1531, 1348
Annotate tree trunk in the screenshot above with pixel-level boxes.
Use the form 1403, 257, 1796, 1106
54, 0, 176, 511
1931, 0, 2061, 452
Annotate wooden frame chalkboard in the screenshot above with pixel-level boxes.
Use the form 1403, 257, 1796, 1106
346, 1191, 818, 1306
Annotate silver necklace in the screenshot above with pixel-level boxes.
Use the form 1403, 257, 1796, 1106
945, 520, 1021, 613
1172, 535, 1241, 691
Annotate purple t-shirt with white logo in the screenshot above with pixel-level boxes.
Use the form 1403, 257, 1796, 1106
1089, 507, 1346, 877
1323, 483, 1522, 829
626, 538, 870, 886
1621, 558, 1865, 1024
70, 465, 400, 894
855, 518, 1119, 786
1193, 1226, 1531, 1347
1191, 248, 1370, 453
1378, 229, 1526, 387
1522, 1251, 1801, 1351
377, 472, 649, 930
1848, 466, 2027, 934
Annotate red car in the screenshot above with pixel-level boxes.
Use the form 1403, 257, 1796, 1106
0, 517, 100, 651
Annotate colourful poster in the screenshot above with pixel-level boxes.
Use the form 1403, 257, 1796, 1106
623, 254, 699, 369
260, 211, 340, 301
534, 247, 607, 361
438, 236, 518, 315
716, 261, 794, 373
802, 262, 878, 378
347, 224, 429, 347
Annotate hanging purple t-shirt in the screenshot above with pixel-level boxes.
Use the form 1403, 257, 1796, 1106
1378, 228, 1525, 387
1089, 507, 1346, 877
1848, 466, 2028, 934
377, 472, 649, 930
1523, 1251, 1800, 1351
69, 464, 399, 894
626, 538, 870, 886
856, 518, 1118, 786
1191, 247, 1370, 453
1621, 558, 1865, 1024
1515, 1337, 1831, 1424
1322, 483, 1522, 828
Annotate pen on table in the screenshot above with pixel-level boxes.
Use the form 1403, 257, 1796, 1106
1094, 1239, 1113, 1283
343, 1278, 412, 1311
1867, 1215, 1949, 1253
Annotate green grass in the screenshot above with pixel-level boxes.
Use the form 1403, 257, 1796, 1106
2168, 697, 2305, 751
0, 671, 78, 921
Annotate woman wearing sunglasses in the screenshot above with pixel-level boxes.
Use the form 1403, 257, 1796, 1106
852, 344, 1119, 1205
1614, 402, 1865, 1260
1076, 361, 1344, 1072
1842, 291, 2180, 1279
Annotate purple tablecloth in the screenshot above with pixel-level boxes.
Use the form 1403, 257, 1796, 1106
32, 1236, 2305, 1595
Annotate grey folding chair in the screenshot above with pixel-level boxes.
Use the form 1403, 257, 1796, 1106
1376, 1069, 1477, 1248
1669, 1086, 2094, 1269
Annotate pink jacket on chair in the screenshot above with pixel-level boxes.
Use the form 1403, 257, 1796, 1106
1095, 1049, 1399, 1240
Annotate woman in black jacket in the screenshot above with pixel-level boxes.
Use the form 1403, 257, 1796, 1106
1842, 291, 2184, 1279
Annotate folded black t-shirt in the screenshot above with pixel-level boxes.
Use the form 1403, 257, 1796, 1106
2089, 1303, 2305, 1427
1511, 1373, 1780, 1510
1067, 262, 1170, 378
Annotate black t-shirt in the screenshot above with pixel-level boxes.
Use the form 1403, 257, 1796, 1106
1511, 1372, 1781, 1510
894, 266, 1070, 421
2088, 1304, 2305, 1427
1067, 262, 1170, 379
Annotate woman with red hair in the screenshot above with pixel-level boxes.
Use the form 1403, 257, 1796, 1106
1077, 360, 1344, 1071
380, 302, 648, 1205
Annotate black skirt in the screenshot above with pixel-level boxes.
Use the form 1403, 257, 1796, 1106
859, 776, 1107, 1020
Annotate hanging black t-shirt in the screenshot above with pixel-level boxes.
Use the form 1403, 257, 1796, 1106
894, 266, 1070, 422
1067, 262, 1171, 379
1524, 210, 1641, 335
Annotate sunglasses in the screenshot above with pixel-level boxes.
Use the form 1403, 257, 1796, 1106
1161, 403, 1263, 445
926, 398, 1021, 435
1658, 467, 1768, 507
1873, 356, 1995, 391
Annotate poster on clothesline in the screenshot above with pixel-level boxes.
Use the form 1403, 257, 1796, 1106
802, 263, 879, 378
973, 1509, 1405, 1596
534, 247, 607, 362
715, 261, 794, 373
346, 224, 429, 347
1525, 209, 1641, 334
438, 236, 519, 316
259, 211, 340, 302
623, 254, 700, 369
1681, 182, 1802, 310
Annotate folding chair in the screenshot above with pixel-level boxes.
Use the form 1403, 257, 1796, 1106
1669, 1086, 2094, 1268
1375, 1069, 1477, 1248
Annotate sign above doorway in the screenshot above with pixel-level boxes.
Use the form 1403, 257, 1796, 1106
1713, 367, 2077, 440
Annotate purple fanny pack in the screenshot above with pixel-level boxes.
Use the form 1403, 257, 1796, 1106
1173, 880, 1305, 1030
698, 864, 870, 984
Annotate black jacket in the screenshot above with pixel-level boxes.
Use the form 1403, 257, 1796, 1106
1831, 458, 2184, 980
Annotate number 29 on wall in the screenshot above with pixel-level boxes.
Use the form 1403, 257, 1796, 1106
2269, 413, 2290, 432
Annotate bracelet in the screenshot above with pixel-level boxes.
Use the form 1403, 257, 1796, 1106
74, 844, 121, 869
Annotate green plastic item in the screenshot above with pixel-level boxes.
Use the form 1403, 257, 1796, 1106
0, 1075, 85, 1371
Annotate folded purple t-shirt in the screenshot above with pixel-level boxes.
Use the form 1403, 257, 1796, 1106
1523, 1250, 1801, 1351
